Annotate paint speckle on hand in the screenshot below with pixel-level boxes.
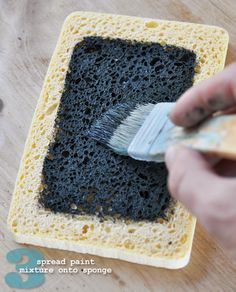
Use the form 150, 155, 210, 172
208, 94, 232, 110
193, 107, 205, 116
185, 106, 206, 126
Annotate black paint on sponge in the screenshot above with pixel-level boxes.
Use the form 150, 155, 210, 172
39, 36, 196, 221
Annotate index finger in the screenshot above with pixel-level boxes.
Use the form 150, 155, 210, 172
169, 63, 236, 127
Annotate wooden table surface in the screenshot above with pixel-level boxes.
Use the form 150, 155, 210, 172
1, 0, 236, 291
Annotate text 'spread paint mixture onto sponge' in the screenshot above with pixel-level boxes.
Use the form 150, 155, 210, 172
8, 12, 229, 269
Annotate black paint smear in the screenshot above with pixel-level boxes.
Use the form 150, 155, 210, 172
39, 36, 196, 221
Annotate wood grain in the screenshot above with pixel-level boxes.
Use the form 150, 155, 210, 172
1, 0, 236, 291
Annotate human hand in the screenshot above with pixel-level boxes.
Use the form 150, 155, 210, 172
165, 63, 236, 261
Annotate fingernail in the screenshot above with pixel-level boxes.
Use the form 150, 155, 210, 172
165, 145, 178, 169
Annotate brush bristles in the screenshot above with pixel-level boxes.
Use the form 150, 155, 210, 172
89, 103, 136, 146
110, 103, 154, 154
89, 103, 154, 155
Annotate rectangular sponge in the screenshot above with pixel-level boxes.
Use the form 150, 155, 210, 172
7, 12, 229, 269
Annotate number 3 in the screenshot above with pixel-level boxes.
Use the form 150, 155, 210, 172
5, 248, 45, 289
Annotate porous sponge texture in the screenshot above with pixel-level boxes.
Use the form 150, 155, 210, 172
40, 36, 196, 222
7, 11, 229, 269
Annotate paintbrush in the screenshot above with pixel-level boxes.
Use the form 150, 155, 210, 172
89, 102, 236, 162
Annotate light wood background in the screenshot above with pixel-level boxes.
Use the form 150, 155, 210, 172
1, 0, 236, 291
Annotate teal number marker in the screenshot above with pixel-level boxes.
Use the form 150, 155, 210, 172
5, 248, 45, 289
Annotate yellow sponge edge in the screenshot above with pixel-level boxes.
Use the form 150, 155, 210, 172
7, 11, 229, 269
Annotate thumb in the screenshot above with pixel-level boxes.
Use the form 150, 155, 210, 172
165, 146, 236, 251
165, 145, 221, 217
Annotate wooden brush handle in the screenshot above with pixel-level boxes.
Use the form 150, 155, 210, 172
171, 114, 236, 160
128, 103, 236, 163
